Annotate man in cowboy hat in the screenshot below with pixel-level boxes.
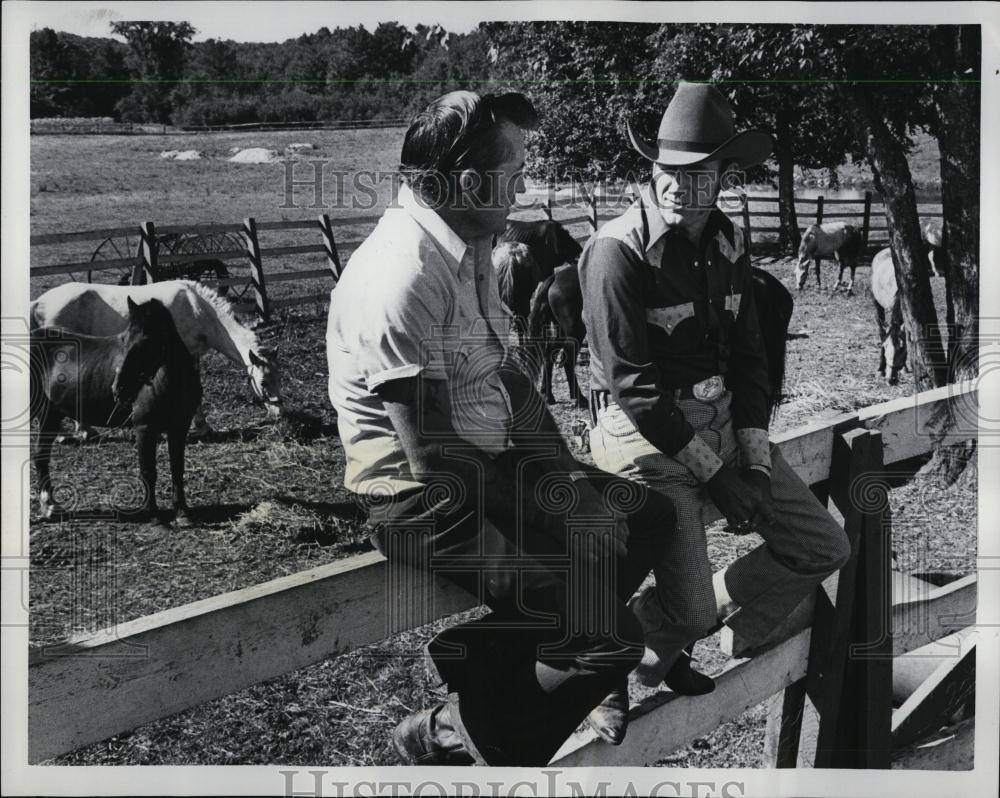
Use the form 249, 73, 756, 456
579, 82, 851, 739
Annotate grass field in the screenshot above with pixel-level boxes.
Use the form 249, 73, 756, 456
27, 129, 973, 767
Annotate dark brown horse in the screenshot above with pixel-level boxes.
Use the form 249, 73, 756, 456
493, 220, 587, 407
31, 297, 201, 527
527, 265, 793, 418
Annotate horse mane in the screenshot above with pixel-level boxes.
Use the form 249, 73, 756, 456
180, 279, 261, 354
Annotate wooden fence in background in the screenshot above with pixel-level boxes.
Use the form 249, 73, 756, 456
27, 381, 979, 765
29, 191, 943, 319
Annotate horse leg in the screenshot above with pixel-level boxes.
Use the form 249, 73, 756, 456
167, 423, 192, 527
814, 258, 822, 289
564, 338, 588, 409
134, 424, 162, 526
834, 253, 845, 293
34, 405, 65, 518
846, 263, 856, 297
542, 344, 556, 405
874, 304, 888, 378
188, 360, 213, 440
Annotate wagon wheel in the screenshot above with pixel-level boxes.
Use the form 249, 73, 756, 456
88, 234, 141, 285
166, 232, 250, 299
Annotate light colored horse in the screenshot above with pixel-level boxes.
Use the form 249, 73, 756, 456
870, 248, 909, 385
29, 280, 282, 437
796, 222, 864, 295
922, 218, 944, 277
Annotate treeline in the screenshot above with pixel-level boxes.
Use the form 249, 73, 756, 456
30, 22, 495, 126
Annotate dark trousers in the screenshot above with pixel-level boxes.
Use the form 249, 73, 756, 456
363, 453, 674, 766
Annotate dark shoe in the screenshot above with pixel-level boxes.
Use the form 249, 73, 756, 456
392, 704, 476, 765
663, 645, 715, 696
586, 680, 630, 745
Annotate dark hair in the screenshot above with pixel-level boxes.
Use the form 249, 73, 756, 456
400, 91, 538, 206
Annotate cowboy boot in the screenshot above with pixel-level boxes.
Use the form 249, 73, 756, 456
663, 644, 715, 695
586, 679, 630, 745
392, 703, 476, 765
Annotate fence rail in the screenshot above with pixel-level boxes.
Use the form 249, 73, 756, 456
30, 190, 943, 317
27, 381, 978, 763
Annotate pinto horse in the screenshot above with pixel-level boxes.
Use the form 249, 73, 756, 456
870, 247, 909, 385
30, 280, 281, 439
795, 222, 864, 295
31, 297, 201, 525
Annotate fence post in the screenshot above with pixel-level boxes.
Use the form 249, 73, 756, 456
815, 195, 824, 227
588, 188, 598, 234
318, 213, 343, 281
135, 221, 157, 284
809, 428, 892, 769
861, 191, 873, 251
544, 196, 553, 221
243, 217, 270, 322
763, 678, 809, 767
742, 194, 753, 250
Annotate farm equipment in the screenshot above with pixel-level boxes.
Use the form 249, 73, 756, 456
87, 231, 251, 299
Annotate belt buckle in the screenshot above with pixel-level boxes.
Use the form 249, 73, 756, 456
693, 375, 724, 402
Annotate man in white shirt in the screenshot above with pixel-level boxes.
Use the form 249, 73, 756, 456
326, 91, 676, 764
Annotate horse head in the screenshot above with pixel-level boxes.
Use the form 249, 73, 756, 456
112, 297, 171, 406
795, 226, 818, 289
248, 346, 283, 418
545, 221, 583, 268
882, 323, 909, 386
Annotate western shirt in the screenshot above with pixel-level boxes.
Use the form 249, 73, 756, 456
326, 184, 514, 495
579, 185, 772, 482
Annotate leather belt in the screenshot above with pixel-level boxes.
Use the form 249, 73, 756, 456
591, 375, 726, 417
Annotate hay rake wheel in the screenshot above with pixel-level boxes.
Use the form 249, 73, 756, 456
87, 234, 140, 285
86, 231, 247, 299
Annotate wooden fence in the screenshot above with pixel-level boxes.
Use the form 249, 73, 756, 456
29, 190, 943, 319
27, 381, 979, 766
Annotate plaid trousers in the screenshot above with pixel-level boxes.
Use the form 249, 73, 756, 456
589, 392, 850, 671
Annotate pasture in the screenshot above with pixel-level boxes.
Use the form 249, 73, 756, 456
27, 130, 975, 766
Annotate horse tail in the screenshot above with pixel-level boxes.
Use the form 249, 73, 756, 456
527, 275, 555, 341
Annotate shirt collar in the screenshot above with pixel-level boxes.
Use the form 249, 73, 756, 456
397, 183, 470, 273
638, 182, 671, 253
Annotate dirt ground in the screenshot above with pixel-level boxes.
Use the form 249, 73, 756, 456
26, 133, 975, 766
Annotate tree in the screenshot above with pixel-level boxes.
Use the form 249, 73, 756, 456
649, 24, 858, 253
926, 25, 980, 483
813, 26, 949, 392
111, 21, 196, 123
484, 21, 659, 184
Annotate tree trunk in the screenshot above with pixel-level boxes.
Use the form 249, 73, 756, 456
924, 24, 980, 484
932, 25, 980, 384
844, 85, 947, 391
774, 113, 800, 256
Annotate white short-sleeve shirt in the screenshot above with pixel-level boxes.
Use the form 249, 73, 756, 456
326, 184, 514, 495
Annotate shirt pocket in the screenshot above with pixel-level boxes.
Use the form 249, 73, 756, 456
646, 302, 696, 336
724, 292, 742, 319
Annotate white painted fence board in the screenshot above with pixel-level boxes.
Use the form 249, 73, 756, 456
29, 553, 477, 762
28, 384, 976, 761
550, 630, 811, 766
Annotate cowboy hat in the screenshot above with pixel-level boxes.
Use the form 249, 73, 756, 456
626, 82, 773, 169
